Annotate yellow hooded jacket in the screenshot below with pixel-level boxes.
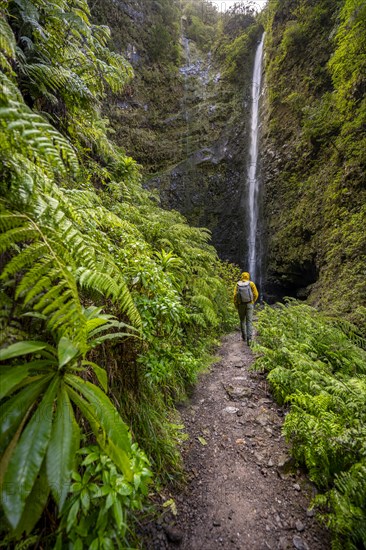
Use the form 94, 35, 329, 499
233, 272, 259, 307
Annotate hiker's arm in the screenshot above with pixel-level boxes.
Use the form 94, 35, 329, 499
233, 285, 239, 307
251, 282, 259, 303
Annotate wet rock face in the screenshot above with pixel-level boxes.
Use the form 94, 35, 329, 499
93, 1, 259, 269
146, 146, 249, 265
260, 129, 319, 301
144, 36, 253, 267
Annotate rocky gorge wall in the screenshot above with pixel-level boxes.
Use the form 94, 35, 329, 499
145, 35, 258, 264
92, 0, 263, 267
91, 0, 366, 324
260, 0, 366, 325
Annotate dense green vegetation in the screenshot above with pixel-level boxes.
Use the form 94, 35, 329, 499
1, 0, 366, 546
0, 0, 238, 545
262, 0, 366, 327
254, 301, 366, 549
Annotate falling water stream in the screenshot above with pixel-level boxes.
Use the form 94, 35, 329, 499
181, 36, 191, 158
247, 33, 265, 284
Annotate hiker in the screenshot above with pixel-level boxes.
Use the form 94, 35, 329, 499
234, 271, 259, 345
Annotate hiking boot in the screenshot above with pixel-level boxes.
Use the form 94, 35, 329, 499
247, 339, 251, 347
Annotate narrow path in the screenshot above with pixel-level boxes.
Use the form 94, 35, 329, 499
146, 332, 330, 550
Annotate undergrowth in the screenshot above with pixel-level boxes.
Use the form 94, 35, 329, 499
254, 300, 366, 549
0, 1, 238, 546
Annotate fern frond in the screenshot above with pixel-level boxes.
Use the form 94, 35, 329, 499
17, 260, 55, 301
329, 317, 366, 350
76, 267, 141, 329
190, 295, 218, 327
22, 63, 95, 104
1, 242, 48, 279
0, 225, 38, 252
0, 73, 78, 175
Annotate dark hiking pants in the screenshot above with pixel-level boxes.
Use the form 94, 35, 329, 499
237, 303, 254, 342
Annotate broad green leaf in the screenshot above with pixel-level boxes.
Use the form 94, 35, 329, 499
0, 341, 47, 361
13, 459, 50, 536
86, 317, 108, 333
67, 386, 133, 481
0, 375, 52, 454
0, 365, 30, 399
65, 375, 131, 450
198, 436, 207, 446
80, 489, 90, 513
83, 361, 108, 392
81, 452, 99, 466
26, 359, 59, 371
58, 337, 80, 368
113, 499, 123, 527
2, 375, 60, 528
66, 387, 100, 443
87, 320, 137, 338
102, 537, 115, 550
47, 383, 80, 510
0, 407, 29, 489
65, 377, 132, 480
105, 491, 115, 510
66, 499, 80, 533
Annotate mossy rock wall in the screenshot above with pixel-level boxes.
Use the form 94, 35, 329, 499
92, 0, 262, 267
261, 0, 366, 323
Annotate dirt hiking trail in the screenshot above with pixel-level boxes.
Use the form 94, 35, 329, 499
144, 332, 331, 550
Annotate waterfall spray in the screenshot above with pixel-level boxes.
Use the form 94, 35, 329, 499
247, 33, 265, 283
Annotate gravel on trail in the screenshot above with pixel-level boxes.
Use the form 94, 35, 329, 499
142, 332, 331, 550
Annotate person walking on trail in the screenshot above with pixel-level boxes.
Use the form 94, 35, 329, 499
234, 272, 259, 345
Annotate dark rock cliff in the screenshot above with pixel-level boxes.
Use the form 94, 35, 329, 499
92, 0, 262, 268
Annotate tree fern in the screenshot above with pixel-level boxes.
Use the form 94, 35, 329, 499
6, 0, 133, 151
0, 197, 141, 340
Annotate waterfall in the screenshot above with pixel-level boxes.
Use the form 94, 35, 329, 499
247, 33, 265, 284
181, 36, 191, 158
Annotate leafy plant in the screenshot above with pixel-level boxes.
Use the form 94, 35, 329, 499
56, 445, 151, 549
254, 301, 366, 547
0, 319, 145, 537
0, 0, 236, 544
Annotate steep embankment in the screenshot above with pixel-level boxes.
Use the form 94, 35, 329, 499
91, 0, 182, 174
261, 0, 366, 325
92, 0, 262, 266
